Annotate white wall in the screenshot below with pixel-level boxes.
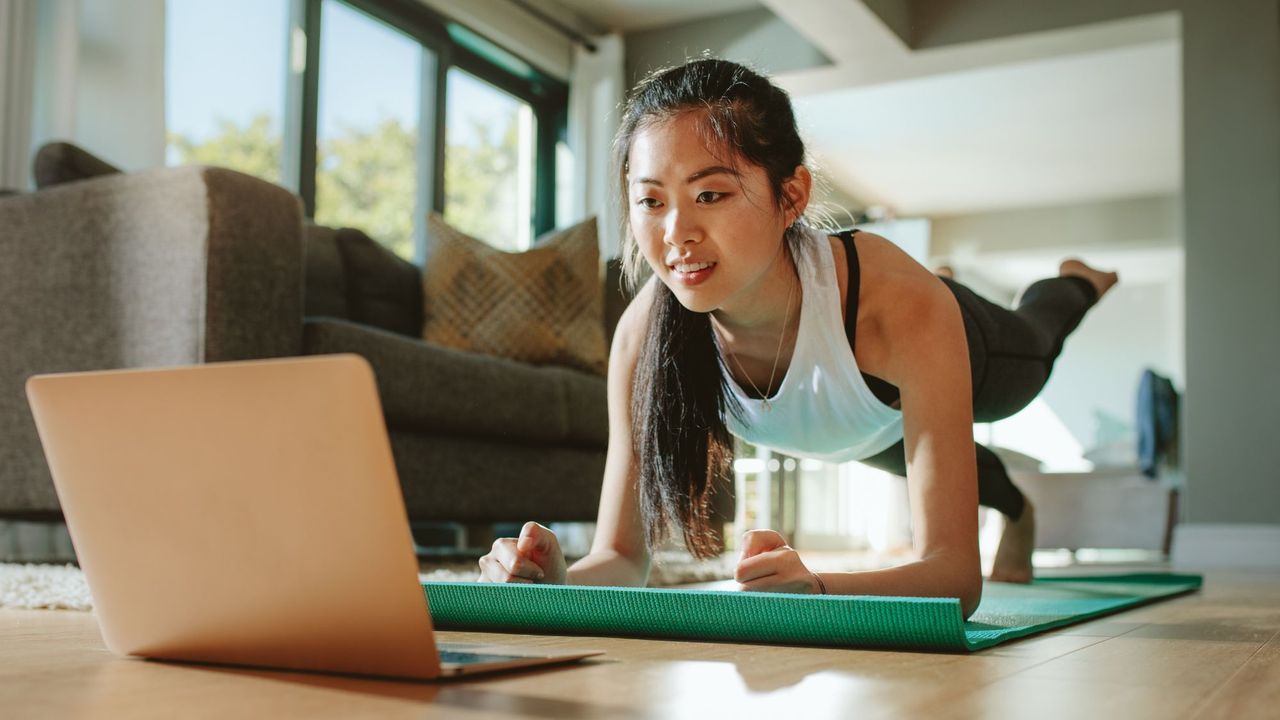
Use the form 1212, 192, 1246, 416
29, 0, 165, 172
1179, 0, 1280, 527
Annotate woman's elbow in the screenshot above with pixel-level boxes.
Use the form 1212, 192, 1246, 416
929, 551, 983, 618
960, 575, 983, 619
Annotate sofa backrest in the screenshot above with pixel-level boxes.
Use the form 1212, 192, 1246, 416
33, 142, 123, 188
302, 224, 349, 319
303, 224, 635, 344
303, 224, 424, 336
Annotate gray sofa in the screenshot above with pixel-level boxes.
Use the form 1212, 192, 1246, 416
0, 147, 644, 536
299, 224, 626, 526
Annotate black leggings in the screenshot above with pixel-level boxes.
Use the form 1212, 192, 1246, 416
858, 274, 1099, 521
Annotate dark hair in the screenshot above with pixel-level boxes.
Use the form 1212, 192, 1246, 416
613, 58, 810, 559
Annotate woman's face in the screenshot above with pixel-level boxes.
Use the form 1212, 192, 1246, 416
627, 112, 798, 316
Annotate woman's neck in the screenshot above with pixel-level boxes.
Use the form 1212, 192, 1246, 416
710, 245, 801, 359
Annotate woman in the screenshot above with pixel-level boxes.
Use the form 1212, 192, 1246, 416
477, 58, 1117, 618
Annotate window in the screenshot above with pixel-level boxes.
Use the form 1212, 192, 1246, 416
444, 68, 535, 251
165, 0, 289, 182
164, 0, 567, 261
315, 0, 423, 259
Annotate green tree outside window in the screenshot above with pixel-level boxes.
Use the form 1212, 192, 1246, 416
168, 109, 522, 261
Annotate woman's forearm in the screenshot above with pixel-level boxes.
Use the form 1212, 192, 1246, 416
816, 553, 982, 618
566, 549, 650, 587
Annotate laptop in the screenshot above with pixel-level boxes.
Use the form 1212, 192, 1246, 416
24, 354, 603, 680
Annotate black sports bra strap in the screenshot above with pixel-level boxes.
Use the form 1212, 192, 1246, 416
838, 229, 903, 408
837, 229, 861, 356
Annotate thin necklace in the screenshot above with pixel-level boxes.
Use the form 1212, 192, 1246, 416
718, 272, 796, 412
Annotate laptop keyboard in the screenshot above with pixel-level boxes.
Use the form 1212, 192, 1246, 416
438, 650, 541, 665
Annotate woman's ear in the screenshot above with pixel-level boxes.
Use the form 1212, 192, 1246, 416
782, 166, 813, 224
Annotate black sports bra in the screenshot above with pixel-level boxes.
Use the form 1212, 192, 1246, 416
836, 229, 902, 408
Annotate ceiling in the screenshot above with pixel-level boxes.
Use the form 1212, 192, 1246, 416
550, 0, 1182, 221
551, 0, 761, 32
793, 40, 1181, 218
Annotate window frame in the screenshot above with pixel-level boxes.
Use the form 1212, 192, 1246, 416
292, 0, 567, 252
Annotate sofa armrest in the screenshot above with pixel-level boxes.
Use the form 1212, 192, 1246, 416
0, 165, 303, 517
0, 164, 303, 368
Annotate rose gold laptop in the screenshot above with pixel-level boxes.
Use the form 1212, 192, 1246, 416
25, 354, 602, 681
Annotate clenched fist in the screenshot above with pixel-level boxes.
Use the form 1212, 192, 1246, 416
734, 529, 823, 594
477, 521, 568, 585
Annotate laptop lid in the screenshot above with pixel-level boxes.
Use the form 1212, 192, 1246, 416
26, 355, 446, 680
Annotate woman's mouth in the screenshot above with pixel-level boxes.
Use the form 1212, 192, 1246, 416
671, 261, 717, 285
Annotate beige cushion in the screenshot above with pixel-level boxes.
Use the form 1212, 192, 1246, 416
421, 213, 607, 376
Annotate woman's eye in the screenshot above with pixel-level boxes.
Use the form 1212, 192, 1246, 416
697, 191, 725, 204
637, 197, 662, 209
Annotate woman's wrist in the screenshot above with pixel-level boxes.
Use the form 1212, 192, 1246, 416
812, 571, 828, 595
565, 551, 648, 587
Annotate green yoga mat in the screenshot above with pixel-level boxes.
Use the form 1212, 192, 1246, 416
422, 573, 1201, 652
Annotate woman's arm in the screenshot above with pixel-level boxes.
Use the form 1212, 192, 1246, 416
735, 272, 983, 617
564, 278, 657, 587
837, 272, 982, 615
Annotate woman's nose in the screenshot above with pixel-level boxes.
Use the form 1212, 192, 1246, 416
664, 210, 702, 246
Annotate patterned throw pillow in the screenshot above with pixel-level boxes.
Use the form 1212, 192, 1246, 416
421, 213, 607, 376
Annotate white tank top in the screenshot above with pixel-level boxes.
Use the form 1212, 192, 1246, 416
716, 225, 904, 462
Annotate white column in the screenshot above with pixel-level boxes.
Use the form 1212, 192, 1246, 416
567, 33, 625, 257
0, 0, 37, 189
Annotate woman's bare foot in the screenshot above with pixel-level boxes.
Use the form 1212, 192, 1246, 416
1059, 258, 1119, 301
933, 265, 955, 279
989, 499, 1035, 584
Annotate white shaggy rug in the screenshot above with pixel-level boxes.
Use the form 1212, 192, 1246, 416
0, 552, 742, 612
0, 563, 94, 611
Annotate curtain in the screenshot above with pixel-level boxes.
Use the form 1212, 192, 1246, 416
566, 33, 624, 258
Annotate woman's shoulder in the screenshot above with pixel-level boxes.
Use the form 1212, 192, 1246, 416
610, 274, 659, 358
831, 230, 956, 372
843, 229, 947, 302
822, 230, 938, 307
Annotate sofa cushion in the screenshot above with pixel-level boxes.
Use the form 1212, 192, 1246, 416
389, 430, 605, 522
303, 318, 608, 447
421, 213, 607, 376
303, 223, 351, 320
335, 227, 424, 337
33, 142, 122, 188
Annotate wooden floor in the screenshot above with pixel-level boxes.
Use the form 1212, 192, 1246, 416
1, 564, 1277, 719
